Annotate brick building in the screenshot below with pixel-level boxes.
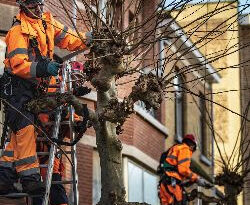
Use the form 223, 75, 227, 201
0, 1, 219, 205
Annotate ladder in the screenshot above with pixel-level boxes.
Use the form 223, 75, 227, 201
41, 61, 79, 205
0, 61, 79, 205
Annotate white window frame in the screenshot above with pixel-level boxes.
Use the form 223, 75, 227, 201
92, 151, 101, 205
136, 100, 156, 118
199, 93, 212, 166
123, 157, 160, 205
174, 74, 184, 142
89, 0, 107, 22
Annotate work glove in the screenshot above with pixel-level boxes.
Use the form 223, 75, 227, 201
47, 61, 61, 76
196, 177, 213, 188
36, 58, 62, 77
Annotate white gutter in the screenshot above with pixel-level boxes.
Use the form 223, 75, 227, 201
159, 18, 221, 83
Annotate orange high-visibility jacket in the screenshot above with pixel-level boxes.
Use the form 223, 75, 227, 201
165, 143, 198, 182
4, 11, 87, 79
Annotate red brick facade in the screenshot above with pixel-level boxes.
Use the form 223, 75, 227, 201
0, 1, 166, 205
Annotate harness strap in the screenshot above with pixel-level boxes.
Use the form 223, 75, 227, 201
29, 37, 44, 60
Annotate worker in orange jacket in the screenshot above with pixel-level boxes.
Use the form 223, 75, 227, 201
158, 134, 212, 205
0, 0, 91, 195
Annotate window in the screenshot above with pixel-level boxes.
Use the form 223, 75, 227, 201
127, 161, 159, 205
199, 92, 209, 158
174, 73, 185, 142
90, 0, 107, 21
137, 100, 157, 118
93, 153, 160, 205
92, 151, 101, 205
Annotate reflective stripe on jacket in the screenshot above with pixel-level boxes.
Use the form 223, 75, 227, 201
165, 143, 198, 182
4, 11, 87, 79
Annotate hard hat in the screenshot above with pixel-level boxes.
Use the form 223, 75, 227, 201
16, 0, 44, 6
182, 134, 197, 146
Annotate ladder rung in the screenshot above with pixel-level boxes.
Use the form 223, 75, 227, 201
60, 121, 70, 125
0, 193, 42, 198
40, 164, 48, 168
48, 84, 60, 88
43, 121, 70, 126
52, 180, 74, 185
36, 137, 49, 142
37, 151, 73, 155
37, 152, 50, 155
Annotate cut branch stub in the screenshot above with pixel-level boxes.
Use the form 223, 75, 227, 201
189, 189, 223, 204
130, 73, 164, 110
88, 27, 128, 91
99, 73, 165, 134
91, 28, 127, 69
215, 169, 244, 205
26, 92, 86, 118
215, 170, 243, 191
99, 97, 134, 134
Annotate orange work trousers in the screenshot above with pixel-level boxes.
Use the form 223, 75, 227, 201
0, 125, 39, 176
159, 182, 183, 205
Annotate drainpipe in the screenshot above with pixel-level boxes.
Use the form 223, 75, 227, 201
159, 39, 164, 78
211, 85, 216, 197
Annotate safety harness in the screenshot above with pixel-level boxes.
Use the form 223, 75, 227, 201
157, 145, 178, 176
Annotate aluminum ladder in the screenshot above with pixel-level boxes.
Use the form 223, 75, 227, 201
41, 61, 79, 205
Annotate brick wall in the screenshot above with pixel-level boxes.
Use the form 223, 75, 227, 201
0, 0, 16, 6
0, 198, 26, 205
0, 1, 166, 205
133, 114, 165, 160
77, 144, 93, 205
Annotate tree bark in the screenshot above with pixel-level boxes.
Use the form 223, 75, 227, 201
95, 80, 125, 205
224, 185, 238, 205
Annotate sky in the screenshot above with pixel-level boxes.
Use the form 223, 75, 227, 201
165, 0, 250, 14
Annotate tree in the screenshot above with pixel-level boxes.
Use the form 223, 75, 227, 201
3, 0, 250, 204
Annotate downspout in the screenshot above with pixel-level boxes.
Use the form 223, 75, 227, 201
211, 85, 216, 196
159, 39, 164, 78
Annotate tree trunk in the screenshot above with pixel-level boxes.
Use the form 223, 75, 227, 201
95, 82, 125, 205
225, 184, 238, 205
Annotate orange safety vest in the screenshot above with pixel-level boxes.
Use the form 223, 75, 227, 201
4, 11, 87, 80
165, 143, 198, 182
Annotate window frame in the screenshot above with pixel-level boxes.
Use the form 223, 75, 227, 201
174, 72, 185, 142
124, 158, 160, 205
199, 92, 212, 166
